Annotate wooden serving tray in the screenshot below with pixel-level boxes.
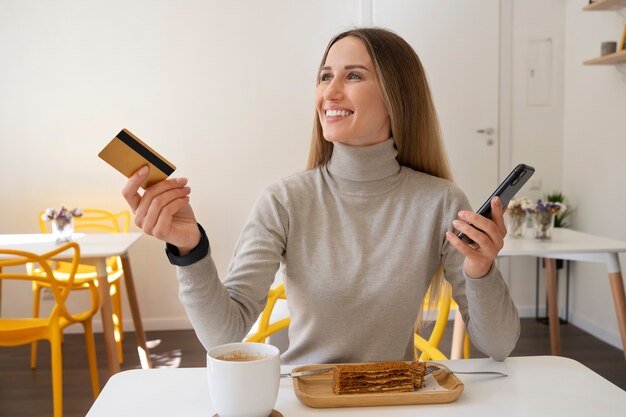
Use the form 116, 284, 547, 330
292, 362, 464, 408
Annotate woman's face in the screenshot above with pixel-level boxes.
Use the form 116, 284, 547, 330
315, 36, 391, 147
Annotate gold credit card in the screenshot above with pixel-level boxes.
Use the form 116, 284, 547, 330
98, 128, 176, 189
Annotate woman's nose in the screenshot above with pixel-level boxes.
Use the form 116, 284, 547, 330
323, 79, 343, 101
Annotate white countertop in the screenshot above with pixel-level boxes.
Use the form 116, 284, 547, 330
500, 228, 626, 257
87, 356, 626, 417
0, 232, 143, 258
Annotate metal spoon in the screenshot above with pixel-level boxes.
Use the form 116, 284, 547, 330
426, 365, 508, 377
280, 367, 334, 378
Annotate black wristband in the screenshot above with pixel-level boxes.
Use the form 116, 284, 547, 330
165, 223, 209, 266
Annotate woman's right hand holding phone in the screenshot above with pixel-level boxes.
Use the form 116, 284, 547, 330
122, 166, 201, 255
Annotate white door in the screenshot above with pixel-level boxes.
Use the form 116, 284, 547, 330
373, 0, 501, 208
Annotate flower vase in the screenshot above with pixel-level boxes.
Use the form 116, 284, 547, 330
52, 218, 74, 243
534, 212, 554, 240
508, 213, 525, 238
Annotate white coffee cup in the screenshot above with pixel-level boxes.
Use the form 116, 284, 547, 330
207, 342, 280, 417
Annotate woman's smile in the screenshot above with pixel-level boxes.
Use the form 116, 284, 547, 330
324, 107, 354, 121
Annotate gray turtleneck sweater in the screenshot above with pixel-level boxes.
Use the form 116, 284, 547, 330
176, 139, 520, 364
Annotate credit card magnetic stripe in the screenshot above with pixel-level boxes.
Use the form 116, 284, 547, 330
116, 129, 175, 176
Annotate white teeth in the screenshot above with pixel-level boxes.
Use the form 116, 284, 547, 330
325, 109, 353, 117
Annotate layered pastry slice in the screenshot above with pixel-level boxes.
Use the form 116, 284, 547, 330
332, 361, 426, 395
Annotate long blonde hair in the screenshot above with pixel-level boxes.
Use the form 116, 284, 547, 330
307, 27, 453, 334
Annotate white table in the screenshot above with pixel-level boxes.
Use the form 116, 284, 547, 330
0, 232, 150, 374
86, 356, 626, 416
451, 228, 626, 362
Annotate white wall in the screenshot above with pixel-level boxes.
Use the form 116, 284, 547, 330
562, 0, 626, 349
505, 0, 568, 319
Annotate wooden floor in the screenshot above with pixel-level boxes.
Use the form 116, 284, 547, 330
1, 318, 624, 417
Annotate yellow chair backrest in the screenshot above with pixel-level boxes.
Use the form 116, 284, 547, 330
38, 209, 130, 234
414, 282, 452, 361
414, 281, 472, 361
0, 242, 98, 334
244, 283, 290, 343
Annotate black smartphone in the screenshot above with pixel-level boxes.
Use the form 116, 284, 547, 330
456, 163, 535, 245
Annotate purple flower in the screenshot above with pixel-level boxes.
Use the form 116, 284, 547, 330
42, 206, 83, 226
534, 199, 566, 215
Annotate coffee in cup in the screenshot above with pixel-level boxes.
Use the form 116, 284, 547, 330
207, 342, 280, 417
216, 351, 270, 362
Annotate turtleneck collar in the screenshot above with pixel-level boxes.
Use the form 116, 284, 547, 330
326, 138, 400, 182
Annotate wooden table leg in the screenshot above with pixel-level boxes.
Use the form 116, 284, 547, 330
545, 258, 561, 355
450, 309, 465, 360
608, 271, 626, 362
120, 254, 152, 369
96, 259, 121, 375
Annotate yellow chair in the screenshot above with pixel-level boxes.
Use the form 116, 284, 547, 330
34, 209, 130, 364
246, 282, 469, 360
414, 282, 471, 360
414, 283, 452, 360
0, 242, 100, 417
244, 283, 290, 343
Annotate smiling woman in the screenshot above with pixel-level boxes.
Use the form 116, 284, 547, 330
121, 27, 520, 366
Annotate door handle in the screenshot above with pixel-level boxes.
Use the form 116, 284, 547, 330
476, 127, 495, 135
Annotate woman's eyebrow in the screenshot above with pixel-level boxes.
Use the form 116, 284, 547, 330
344, 64, 369, 71
320, 64, 370, 71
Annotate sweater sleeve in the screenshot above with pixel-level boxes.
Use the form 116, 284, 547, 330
440, 183, 520, 361
175, 182, 289, 352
